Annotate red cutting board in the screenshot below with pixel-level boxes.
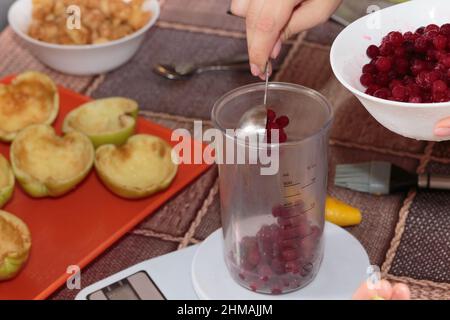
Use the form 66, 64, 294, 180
0, 76, 210, 300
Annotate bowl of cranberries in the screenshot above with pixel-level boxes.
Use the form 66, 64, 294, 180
331, 0, 450, 141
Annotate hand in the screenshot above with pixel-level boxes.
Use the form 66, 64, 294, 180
434, 117, 450, 137
352, 280, 411, 300
230, 0, 342, 79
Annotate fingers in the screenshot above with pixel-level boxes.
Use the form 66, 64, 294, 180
230, 0, 250, 17
352, 280, 393, 300
246, 0, 300, 76
434, 116, 450, 137
281, 0, 342, 41
391, 283, 411, 300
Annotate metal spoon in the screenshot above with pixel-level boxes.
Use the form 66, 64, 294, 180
237, 62, 270, 135
153, 54, 250, 80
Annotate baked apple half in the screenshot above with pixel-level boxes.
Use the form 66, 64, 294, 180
10, 125, 95, 198
0, 71, 59, 142
0, 210, 31, 281
95, 135, 178, 199
0, 155, 14, 208
63, 97, 139, 148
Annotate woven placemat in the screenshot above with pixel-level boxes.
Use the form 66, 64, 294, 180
0, 27, 94, 92
91, 27, 291, 119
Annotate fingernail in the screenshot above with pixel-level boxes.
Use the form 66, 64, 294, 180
271, 39, 282, 59
250, 63, 261, 76
434, 127, 450, 136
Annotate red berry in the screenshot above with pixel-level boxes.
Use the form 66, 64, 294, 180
425, 24, 440, 33
275, 115, 289, 128
432, 80, 448, 93
415, 26, 425, 35
362, 63, 377, 74
257, 264, 273, 281
366, 45, 380, 59
414, 36, 429, 52
376, 72, 390, 86
360, 73, 374, 87
389, 31, 404, 47
375, 57, 392, 72
374, 88, 390, 99
267, 109, 276, 122
409, 96, 422, 103
392, 85, 409, 101
394, 46, 406, 57
379, 43, 393, 56
433, 35, 447, 50
442, 54, 450, 68
440, 23, 450, 36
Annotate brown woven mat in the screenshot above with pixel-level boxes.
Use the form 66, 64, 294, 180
91, 27, 291, 119
160, 0, 245, 33
0, 28, 94, 92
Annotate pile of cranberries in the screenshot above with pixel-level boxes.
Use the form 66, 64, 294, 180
227, 204, 322, 294
266, 109, 289, 143
361, 23, 450, 103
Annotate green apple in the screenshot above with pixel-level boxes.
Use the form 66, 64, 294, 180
0, 155, 14, 208
10, 124, 95, 198
95, 134, 178, 199
0, 71, 59, 142
0, 210, 31, 281
63, 97, 139, 148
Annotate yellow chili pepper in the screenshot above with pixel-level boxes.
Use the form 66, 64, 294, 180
325, 196, 362, 227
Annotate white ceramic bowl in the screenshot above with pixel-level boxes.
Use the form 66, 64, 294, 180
331, 0, 450, 141
8, 0, 160, 76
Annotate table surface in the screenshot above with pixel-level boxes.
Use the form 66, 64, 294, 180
0, 0, 448, 300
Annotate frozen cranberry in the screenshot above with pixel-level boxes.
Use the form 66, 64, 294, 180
395, 58, 409, 75
394, 46, 406, 57
414, 36, 429, 52
270, 258, 285, 275
366, 45, 380, 59
389, 79, 403, 90
373, 88, 390, 99
432, 80, 448, 93
267, 109, 276, 122
271, 287, 283, 295
277, 215, 306, 229
375, 57, 392, 72
281, 249, 299, 261
425, 24, 440, 33
285, 260, 301, 274
247, 249, 260, 266
275, 116, 289, 128
441, 54, 450, 68
415, 26, 425, 35
409, 96, 423, 103
411, 59, 427, 75
362, 63, 377, 74
433, 35, 447, 50
392, 85, 409, 101
403, 31, 415, 41
440, 23, 450, 36
379, 43, 393, 56
257, 264, 273, 281
376, 73, 390, 86
360, 73, 374, 87
389, 31, 403, 47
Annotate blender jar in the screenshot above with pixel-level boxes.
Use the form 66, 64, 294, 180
212, 83, 333, 295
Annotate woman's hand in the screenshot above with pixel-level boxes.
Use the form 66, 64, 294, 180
435, 117, 450, 137
352, 280, 411, 300
230, 0, 342, 78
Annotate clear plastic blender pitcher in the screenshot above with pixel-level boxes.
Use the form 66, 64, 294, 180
212, 83, 333, 295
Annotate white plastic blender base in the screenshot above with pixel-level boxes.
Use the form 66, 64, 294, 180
192, 222, 370, 300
